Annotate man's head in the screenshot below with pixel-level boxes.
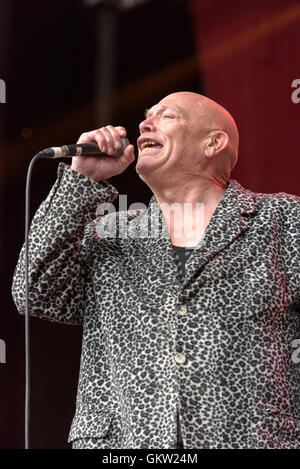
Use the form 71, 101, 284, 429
136, 91, 239, 188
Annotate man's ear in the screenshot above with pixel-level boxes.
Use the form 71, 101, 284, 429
204, 131, 229, 157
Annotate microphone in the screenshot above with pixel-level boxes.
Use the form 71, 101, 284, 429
38, 137, 130, 159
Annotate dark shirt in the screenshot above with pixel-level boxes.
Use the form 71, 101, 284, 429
172, 245, 194, 280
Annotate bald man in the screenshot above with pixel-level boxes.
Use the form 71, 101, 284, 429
12, 92, 300, 449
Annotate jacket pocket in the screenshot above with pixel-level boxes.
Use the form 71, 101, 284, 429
68, 410, 115, 442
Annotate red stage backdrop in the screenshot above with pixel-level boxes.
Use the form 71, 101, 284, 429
189, 0, 300, 195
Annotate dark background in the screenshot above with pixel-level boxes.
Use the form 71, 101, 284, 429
0, 0, 299, 449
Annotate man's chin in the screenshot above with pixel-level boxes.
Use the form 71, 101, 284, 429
135, 158, 150, 175
135, 152, 164, 183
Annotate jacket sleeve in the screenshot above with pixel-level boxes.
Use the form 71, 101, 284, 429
11, 162, 118, 325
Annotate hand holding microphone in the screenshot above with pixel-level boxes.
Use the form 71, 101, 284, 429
70, 125, 135, 182
39, 125, 135, 182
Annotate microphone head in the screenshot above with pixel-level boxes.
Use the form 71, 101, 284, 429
113, 137, 130, 158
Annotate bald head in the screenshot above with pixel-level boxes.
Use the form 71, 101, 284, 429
159, 91, 239, 178
137, 91, 239, 188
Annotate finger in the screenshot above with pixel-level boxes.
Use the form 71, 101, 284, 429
106, 125, 124, 150
77, 130, 99, 144
120, 144, 135, 165
98, 127, 118, 155
88, 128, 111, 154
114, 126, 127, 138
77, 126, 128, 153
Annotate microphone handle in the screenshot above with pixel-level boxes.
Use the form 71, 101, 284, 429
39, 138, 129, 158
65, 142, 108, 157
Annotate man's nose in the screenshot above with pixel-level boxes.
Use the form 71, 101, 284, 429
139, 117, 156, 133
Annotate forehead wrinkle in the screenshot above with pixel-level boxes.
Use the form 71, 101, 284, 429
144, 104, 166, 119
144, 103, 186, 119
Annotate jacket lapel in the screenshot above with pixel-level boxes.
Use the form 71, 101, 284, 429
129, 179, 257, 290
183, 179, 257, 288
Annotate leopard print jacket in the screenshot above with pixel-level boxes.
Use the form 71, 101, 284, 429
12, 163, 300, 448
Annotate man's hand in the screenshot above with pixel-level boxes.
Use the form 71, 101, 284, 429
71, 125, 135, 182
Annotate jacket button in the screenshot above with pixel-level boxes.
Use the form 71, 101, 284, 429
175, 353, 186, 364
177, 304, 187, 316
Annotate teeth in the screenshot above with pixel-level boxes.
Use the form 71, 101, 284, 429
141, 140, 158, 151
142, 146, 158, 152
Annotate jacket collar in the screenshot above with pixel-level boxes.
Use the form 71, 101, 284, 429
129, 179, 257, 291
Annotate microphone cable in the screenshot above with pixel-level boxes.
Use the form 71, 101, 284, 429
24, 152, 43, 449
